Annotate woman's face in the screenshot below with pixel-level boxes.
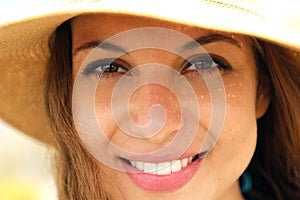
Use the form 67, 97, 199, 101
71, 14, 269, 200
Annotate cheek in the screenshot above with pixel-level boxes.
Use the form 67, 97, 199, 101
223, 87, 257, 155
222, 74, 258, 150
225, 74, 258, 136
193, 77, 258, 197
94, 79, 118, 140
213, 77, 258, 175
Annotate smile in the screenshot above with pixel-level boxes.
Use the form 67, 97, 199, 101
120, 152, 207, 192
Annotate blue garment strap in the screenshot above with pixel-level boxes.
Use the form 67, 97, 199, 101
240, 171, 253, 193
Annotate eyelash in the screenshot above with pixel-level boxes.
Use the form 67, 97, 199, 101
82, 54, 232, 78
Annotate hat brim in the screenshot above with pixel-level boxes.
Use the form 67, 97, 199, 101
0, 0, 300, 144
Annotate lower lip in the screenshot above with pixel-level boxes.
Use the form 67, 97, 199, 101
122, 158, 202, 192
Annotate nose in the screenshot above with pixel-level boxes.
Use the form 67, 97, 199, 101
128, 80, 182, 144
110, 49, 194, 145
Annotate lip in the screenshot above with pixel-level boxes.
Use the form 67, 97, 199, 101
121, 156, 203, 192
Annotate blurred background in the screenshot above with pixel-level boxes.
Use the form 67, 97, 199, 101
0, 120, 57, 200
0, 1, 57, 199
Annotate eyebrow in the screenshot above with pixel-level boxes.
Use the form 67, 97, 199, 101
178, 34, 242, 52
73, 41, 127, 56
73, 33, 241, 56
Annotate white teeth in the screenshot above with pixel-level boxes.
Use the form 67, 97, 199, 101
128, 155, 197, 175
171, 160, 182, 173
135, 161, 144, 171
144, 163, 157, 174
181, 158, 188, 168
157, 162, 171, 175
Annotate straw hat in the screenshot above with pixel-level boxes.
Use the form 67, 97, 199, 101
0, 0, 300, 144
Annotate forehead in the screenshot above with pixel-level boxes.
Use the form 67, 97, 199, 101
71, 13, 244, 47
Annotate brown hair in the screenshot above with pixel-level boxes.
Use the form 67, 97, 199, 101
45, 19, 300, 200
245, 41, 300, 199
46, 20, 111, 200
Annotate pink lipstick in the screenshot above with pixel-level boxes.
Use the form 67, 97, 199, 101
121, 152, 205, 192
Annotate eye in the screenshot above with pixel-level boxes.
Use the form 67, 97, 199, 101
182, 54, 232, 74
83, 58, 128, 78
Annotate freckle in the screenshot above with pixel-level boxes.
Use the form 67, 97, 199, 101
227, 93, 236, 98
226, 82, 247, 89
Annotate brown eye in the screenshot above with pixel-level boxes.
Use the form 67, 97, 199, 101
99, 63, 126, 73
83, 58, 128, 77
